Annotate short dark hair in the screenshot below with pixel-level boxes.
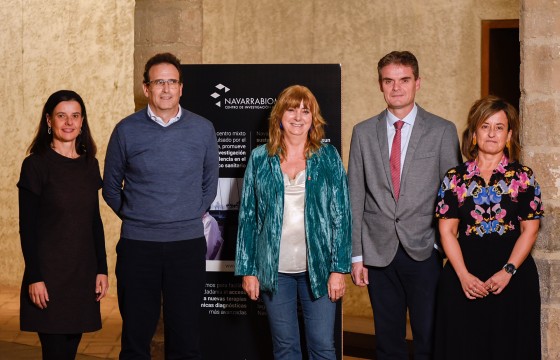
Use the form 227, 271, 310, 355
377, 51, 419, 82
462, 95, 521, 161
143, 52, 183, 84
28, 90, 97, 160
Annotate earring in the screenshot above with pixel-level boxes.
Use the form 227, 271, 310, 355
48, 126, 52, 134
506, 141, 511, 157
279, 122, 283, 130
79, 128, 82, 135
472, 137, 476, 146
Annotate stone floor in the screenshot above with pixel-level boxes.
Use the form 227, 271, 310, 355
0, 286, 121, 359
0, 285, 371, 359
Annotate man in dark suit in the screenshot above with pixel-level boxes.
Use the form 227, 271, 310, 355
348, 51, 461, 360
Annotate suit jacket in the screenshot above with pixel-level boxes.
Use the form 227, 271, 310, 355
348, 105, 461, 266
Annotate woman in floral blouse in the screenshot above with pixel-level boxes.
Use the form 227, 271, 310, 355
434, 96, 544, 360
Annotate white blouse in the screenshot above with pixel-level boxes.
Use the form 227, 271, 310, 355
278, 169, 307, 273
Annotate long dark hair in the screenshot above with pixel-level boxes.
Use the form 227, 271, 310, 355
27, 90, 97, 159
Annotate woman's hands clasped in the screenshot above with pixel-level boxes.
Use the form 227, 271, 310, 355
459, 269, 512, 299
458, 272, 489, 300
484, 269, 512, 295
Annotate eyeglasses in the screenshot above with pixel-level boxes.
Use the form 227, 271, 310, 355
146, 79, 181, 89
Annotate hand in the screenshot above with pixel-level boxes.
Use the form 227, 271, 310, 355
95, 274, 109, 301
351, 261, 369, 287
484, 269, 512, 295
327, 273, 346, 302
242, 276, 260, 301
458, 272, 489, 299
28, 282, 49, 309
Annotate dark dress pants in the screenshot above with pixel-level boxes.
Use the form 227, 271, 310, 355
367, 245, 442, 360
116, 237, 206, 360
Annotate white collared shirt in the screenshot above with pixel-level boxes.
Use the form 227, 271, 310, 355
147, 105, 182, 127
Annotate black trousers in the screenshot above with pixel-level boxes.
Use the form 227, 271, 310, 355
38, 332, 82, 360
367, 245, 442, 360
116, 237, 206, 360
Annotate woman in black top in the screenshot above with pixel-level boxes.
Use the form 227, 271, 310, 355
18, 90, 108, 360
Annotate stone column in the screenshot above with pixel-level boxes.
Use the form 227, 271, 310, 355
135, 0, 203, 110
134, 1, 203, 358
520, 1, 560, 359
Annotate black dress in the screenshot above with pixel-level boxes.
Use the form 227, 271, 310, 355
433, 156, 544, 360
18, 149, 107, 334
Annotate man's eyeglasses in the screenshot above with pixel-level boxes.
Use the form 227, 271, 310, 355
146, 79, 181, 89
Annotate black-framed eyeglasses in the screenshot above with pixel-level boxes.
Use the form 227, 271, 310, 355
146, 79, 181, 89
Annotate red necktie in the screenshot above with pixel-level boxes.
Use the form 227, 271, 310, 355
390, 120, 404, 201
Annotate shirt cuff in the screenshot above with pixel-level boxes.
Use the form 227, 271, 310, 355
352, 255, 363, 263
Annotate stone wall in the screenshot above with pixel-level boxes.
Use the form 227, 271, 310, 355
520, 0, 560, 358
0, 0, 135, 290
135, 0, 203, 109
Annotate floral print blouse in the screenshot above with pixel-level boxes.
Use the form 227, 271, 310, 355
435, 156, 544, 238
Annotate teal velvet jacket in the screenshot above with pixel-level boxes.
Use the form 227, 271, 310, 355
235, 144, 352, 299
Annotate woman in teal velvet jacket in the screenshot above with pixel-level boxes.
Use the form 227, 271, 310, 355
235, 85, 351, 359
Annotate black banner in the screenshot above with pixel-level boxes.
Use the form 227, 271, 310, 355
181, 64, 342, 359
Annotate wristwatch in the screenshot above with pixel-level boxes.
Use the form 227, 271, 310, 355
503, 263, 517, 275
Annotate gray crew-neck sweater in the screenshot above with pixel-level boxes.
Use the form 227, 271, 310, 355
102, 107, 219, 242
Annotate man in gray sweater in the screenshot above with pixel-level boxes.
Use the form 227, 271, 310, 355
103, 53, 219, 359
